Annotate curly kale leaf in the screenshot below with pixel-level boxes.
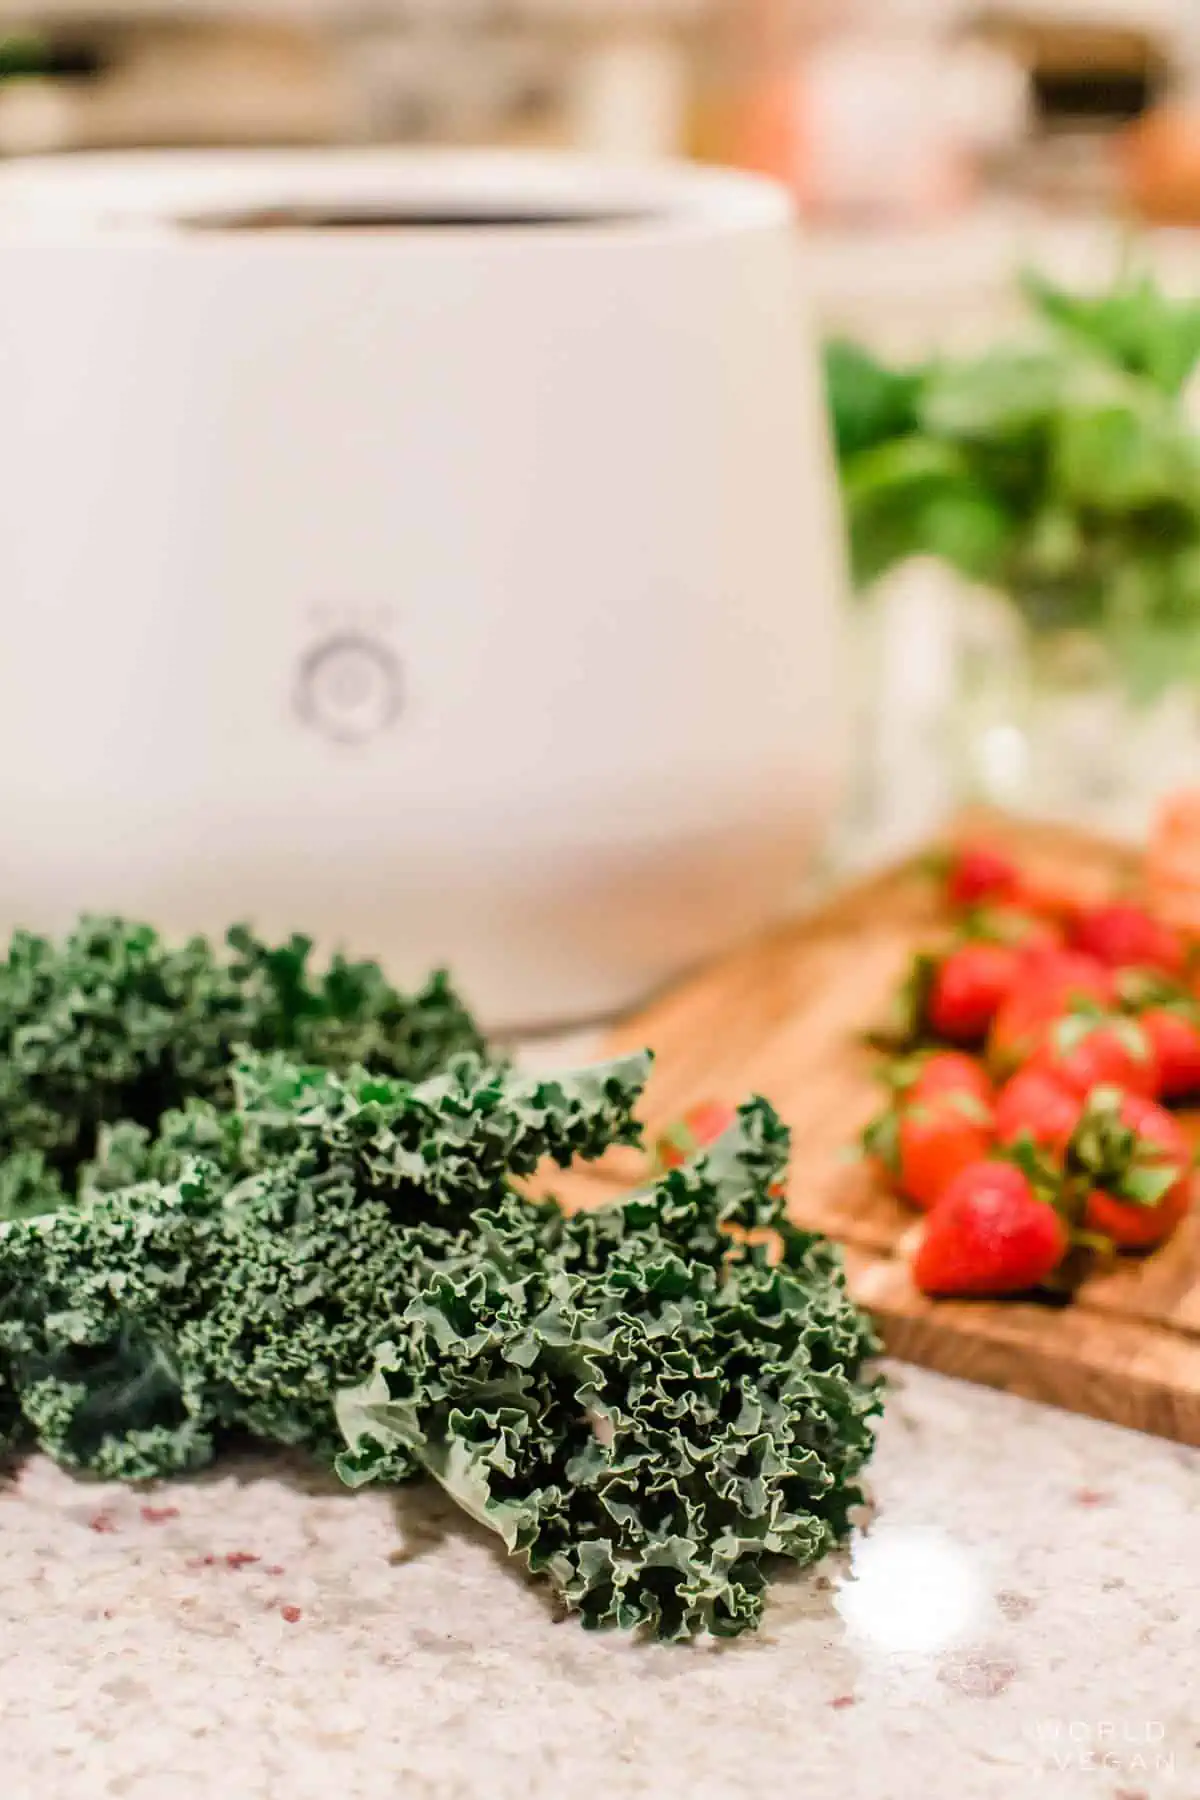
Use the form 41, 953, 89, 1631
337, 1101, 882, 1641
0, 1051, 651, 1481
87, 1048, 650, 1225
0, 1164, 441, 1481
0, 1163, 225, 1475
0, 1020, 881, 1643
0, 916, 484, 1199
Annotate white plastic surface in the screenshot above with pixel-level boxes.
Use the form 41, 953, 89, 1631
0, 150, 846, 1025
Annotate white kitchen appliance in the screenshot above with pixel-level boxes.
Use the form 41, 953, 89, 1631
0, 150, 845, 1027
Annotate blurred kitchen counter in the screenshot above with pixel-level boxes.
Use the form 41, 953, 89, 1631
0, 1363, 1194, 1798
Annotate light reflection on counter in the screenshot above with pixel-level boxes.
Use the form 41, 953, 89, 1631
835, 1523, 991, 1655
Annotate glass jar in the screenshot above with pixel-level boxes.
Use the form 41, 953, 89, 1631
948, 600, 1200, 837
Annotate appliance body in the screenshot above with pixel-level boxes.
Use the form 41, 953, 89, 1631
0, 151, 846, 1026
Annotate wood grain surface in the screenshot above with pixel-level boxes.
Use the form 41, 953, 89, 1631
556, 809, 1200, 1447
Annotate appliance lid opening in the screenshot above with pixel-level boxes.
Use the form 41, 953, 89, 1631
177, 200, 655, 232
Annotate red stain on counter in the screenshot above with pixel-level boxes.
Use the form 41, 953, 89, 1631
280, 1605, 302, 1624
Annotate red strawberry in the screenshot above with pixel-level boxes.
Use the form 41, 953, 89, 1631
1014, 947, 1117, 999
927, 942, 1022, 1044
1070, 903, 1185, 977
896, 1050, 993, 1109
946, 844, 1019, 909
1025, 1013, 1159, 1101
913, 1161, 1067, 1297
655, 1100, 737, 1170
1085, 1179, 1190, 1251
1073, 1092, 1194, 1251
868, 1093, 993, 1212
994, 1068, 1083, 1159
988, 953, 1115, 1071
1139, 1007, 1200, 1101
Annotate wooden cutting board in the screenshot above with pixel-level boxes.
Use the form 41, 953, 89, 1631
558, 810, 1200, 1448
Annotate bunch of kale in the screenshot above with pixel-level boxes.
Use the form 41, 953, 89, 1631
338, 1101, 882, 1638
0, 917, 881, 1638
0, 915, 484, 1219
0, 1050, 653, 1481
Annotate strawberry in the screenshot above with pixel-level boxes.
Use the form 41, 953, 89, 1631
1085, 1178, 1190, 1252
866, 1091, 993, 1212
881, 946, 1010, 1050
1013, 947, 1117, 1000
913, 1161, 1068, 1297
896, 1103, 995, 1212
891, 1050, 993, 1109
1071, 1091, 1194, 1251
1069, 903, 1185, 977
946, 844, 1019, 910
994, 1067, 1083, 1159
1025, 1012, 1159, 1101
1139, 1006, 1200, 1100
926, 942, 1022, 1044
655, 1100, 737, 1170
988, 953, 1115, 1071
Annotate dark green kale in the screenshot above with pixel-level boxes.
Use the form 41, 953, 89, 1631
0, 916, 483, 1211
0, 1011, 882, 1641
0, 1050, 651, 1481
337, 1102, 882, 1641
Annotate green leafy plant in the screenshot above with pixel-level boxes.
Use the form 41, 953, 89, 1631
825, 267, 1200, 704
338, 1099, 881, 1640
0, 915, 485, 1217
0, 1036, 881, 1638
0, 1049, 652, 1478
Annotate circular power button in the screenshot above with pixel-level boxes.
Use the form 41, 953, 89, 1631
296, 634, 402, 744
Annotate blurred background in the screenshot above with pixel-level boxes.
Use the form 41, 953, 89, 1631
3, 1, 1197, 250
8, 0, 1200, 952
3, 2, 1199, 272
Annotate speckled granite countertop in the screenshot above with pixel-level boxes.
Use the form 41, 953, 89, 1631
2, 1365, 1195, 1800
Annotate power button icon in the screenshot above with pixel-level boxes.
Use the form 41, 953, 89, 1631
296, 634, 403, 744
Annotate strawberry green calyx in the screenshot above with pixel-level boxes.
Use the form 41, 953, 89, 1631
862, 1106, 901, 1176
993, 1132, 1112, 1266
1115, 969, 1197, 1017
1049, 1010, 1151, 1063
869, 952, 940, 1051
1067, 1087, 1188, 1211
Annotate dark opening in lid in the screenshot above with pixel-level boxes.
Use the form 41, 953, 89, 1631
180, 201, 652, 232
